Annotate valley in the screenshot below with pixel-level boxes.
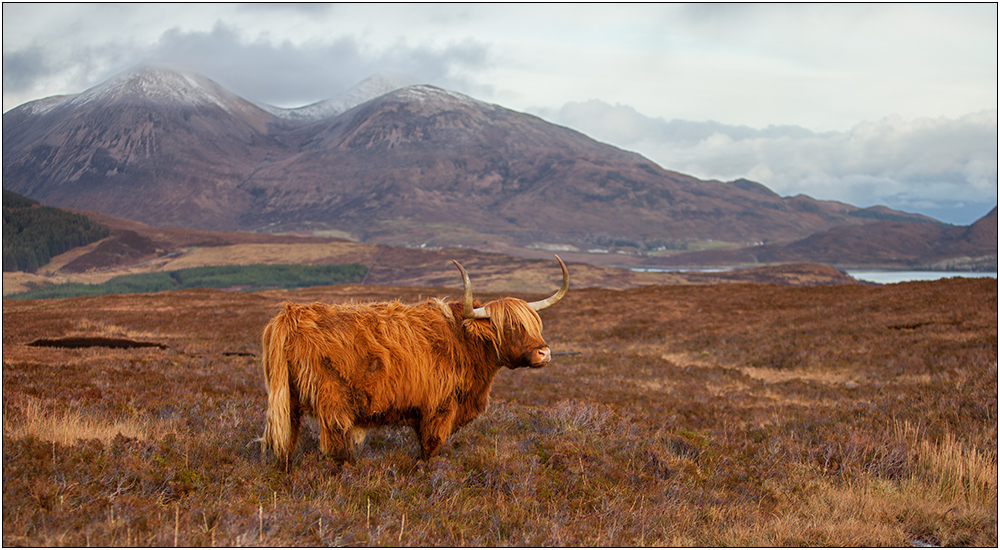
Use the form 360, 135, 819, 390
4, 205, 865, 298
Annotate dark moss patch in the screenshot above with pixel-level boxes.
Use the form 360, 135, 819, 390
26, 337, 167, 350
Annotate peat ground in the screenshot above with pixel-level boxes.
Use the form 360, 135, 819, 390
2, 277, 997, 545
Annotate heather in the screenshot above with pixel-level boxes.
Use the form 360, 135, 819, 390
3, 278, 996, 546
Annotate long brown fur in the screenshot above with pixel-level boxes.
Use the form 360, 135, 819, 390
261, 297, 550, 463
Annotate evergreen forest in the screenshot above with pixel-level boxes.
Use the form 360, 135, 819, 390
3, 190, 110, 273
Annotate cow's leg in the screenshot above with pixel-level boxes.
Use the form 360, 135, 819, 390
286, 390, 303, 458
313, 371, 358, 462
416, 405, 457, 460
318, 417, 355, 463
349, 426, 367, 455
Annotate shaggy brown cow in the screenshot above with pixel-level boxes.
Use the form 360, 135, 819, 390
260, 256, 569, 464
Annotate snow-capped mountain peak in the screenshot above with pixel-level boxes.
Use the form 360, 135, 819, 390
384, 84, 496, 111
67, 66, 256, 115
260, 71, 423, 121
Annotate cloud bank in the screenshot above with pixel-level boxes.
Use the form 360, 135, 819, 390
3, 20, 491, 110
534, 102, 998, 225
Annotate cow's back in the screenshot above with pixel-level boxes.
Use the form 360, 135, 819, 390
276, 300, 463, 420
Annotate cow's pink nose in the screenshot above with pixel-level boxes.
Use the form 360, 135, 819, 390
532, 346, 551, 366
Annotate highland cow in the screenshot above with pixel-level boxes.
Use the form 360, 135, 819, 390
260, 256, 569, 464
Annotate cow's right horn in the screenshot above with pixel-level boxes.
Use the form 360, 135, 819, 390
527, 255, 569, 311
453, 260, 491, 319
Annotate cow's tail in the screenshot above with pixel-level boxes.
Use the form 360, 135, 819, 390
261, 309, 297, 463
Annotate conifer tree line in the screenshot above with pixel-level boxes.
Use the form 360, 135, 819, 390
3, 190, 110, 273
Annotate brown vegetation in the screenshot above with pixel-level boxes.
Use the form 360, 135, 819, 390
60, 230, 160, 273
3, 277, 996, 546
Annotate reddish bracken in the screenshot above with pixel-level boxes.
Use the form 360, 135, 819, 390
260, 256, 569, 463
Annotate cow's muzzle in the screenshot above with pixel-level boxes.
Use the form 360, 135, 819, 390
528, 346, 551, 368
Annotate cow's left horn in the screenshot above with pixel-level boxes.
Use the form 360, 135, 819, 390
453, 260, 491, 319
527, 255, 569, 311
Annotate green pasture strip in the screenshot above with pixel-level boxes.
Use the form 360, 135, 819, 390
5, 263, 367, 300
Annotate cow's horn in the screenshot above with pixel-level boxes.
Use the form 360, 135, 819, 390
453, 260, 490, 319
527, 255, 569, 311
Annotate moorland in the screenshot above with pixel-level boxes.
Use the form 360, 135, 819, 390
2, 274, 996, 546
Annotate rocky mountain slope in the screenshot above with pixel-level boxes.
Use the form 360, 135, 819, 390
3, 66, 937, 259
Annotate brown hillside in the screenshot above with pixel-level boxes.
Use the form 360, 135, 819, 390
935, 206, 998, 258
963, 206, 998, 244
654, 207, 997, 270
61, 230, 160, 273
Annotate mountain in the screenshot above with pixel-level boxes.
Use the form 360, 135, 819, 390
237, 84, 941, 251
654, 207, 997, 270
3, 66, 279, 230
3, 66, 940, 259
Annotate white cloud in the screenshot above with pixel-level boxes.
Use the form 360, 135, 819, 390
534, 101, 997, 224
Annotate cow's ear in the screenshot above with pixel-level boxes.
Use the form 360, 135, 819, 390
461, 317, 492, 338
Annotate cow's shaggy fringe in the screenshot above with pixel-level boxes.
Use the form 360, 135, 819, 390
468, 298, 546, 353
261, 297, 549, 464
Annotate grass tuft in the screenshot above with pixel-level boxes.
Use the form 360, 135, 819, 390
2, 397, 172, 446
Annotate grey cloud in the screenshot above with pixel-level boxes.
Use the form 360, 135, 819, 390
540, 100, 818, 146
142, 22, 494, 107
3, 39, 141, 105
4, 20, 494, 110
144, 23, 368, 106
235, 3, 334, 16
2, 46, 50, 93
379, 37, 495, 97
535, 101, 997, 225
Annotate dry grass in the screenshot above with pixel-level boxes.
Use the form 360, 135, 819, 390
2, 277, 996, 546
4, 398, 148, 446
898, 421, 998, 508
157, 242, 379, 271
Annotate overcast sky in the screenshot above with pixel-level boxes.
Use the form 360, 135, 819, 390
3, 3, 997, 225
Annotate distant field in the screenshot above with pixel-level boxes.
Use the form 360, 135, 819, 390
5, 263, 367, 300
